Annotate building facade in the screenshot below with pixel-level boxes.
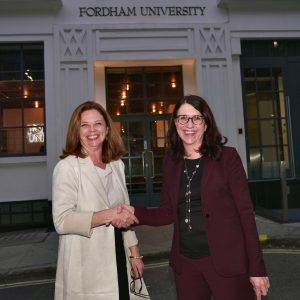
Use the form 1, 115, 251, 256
0, 0, 300, 229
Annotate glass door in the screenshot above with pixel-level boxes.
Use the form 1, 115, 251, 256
242, 66, 291, 179
240, 40, 300, 221
106, 65, 183, 206
113, 115, 169, 207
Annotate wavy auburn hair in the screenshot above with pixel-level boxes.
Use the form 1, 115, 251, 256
60, 101, 126, 163
167, 95, 227, 161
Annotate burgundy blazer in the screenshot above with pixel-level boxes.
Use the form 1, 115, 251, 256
135, 146, 267, 277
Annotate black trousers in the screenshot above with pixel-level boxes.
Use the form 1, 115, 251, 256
115, 228, 130, 300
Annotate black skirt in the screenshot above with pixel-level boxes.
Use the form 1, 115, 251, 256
114, 227, 130, 300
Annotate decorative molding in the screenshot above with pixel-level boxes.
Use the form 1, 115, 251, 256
95, 28, 192, 58
231, 37, 241, 56
59, 28, 88, 62
199, 26, 227, 59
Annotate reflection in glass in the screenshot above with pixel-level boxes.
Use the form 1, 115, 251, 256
24, 126, 45, 153
262, 147, 280, 178
130, 158, 144, 176
257, 92, 276, 118
154, 157, 163, 175
129, 139, 144, 157
151, 120, 168, 149
0, 43, 45, 156
1, 103, 22, 127
146, 81, 161, 97
3, 128, 23, 153
278, 92, 286, 118
0, 81, 22, 98
106, 66, 183, 116
106, 66, 183, 203
249, 148, 262, 179
260, 119, 278, 145
128, 121, 144, 139
127, 100, 144, 114
243, 66, 291, 180
246, 93, 257, 118
247, 120, 260, 146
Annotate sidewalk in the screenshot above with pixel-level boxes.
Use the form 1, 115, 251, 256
0, 216, 300, 283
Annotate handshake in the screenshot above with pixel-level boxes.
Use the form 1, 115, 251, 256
111, 204, 139, 228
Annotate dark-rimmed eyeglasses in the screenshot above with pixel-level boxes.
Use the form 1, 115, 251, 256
130, 276, 150, 299
176, 115, 204, 125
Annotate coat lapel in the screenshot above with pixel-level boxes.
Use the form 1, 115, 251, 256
200, 157, 214, 208
78, 156, 111, 207
110, 161, 129, 204
201, 157, 211, 188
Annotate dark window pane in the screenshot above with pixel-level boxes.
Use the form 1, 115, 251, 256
146, 81, 161, 97
127, 100, 144, 113
127, 83, 143, 98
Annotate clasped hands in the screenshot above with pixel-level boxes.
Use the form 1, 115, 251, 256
111, 204, 138, 228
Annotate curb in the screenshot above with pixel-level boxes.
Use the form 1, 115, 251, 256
1, 239, 300, 284
0, 266, 56, 285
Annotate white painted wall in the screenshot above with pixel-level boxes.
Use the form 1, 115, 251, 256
0, 0, 300, 203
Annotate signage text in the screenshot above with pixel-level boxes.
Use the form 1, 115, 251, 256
79, 6, 206, 17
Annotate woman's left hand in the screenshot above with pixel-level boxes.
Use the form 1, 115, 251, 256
130, 257, 144, 279
250, 276, 270, 300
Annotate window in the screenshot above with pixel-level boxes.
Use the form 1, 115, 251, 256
241, 40, 295, 180
242, 66, 290, 179
105, 66, 183, 116
0, 43, 45, 156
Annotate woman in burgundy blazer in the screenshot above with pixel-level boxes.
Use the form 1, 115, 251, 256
133, 95, 270, 300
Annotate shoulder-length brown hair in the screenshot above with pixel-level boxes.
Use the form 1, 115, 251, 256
60, 101, 126, 163
167, 95, 227, 161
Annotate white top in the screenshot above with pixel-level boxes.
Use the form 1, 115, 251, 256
96, 164, 124, 207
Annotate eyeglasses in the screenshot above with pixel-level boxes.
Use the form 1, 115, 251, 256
130, 275, 150, 299
176, 115, 204, 125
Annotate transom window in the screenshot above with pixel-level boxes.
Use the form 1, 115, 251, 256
0, 43, 45, 156
105, 66, 183, 116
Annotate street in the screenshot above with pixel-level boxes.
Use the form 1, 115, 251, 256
0, 250, 299, 300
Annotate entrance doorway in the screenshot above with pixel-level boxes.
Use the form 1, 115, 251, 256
241, 40, 300, 221
105, 66, 183, 206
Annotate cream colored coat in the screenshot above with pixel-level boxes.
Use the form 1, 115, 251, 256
52, 156, 147, 300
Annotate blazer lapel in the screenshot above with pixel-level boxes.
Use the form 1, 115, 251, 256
201, 157, 213, 206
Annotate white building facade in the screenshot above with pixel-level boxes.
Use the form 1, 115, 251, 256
0, 0, 299, 229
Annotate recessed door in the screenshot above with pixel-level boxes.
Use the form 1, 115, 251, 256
113, 115, 169, 207
106, 65, 183, 207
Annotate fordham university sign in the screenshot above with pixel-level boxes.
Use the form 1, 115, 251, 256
79, 6, 206, 17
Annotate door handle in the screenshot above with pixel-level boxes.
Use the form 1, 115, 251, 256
149, 151, 154, 179
142, 151, 147, 179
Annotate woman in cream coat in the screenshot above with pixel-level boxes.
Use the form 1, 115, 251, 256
52, 101, 148, 300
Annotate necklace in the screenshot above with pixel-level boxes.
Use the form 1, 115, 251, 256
183, 157, 201, 232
